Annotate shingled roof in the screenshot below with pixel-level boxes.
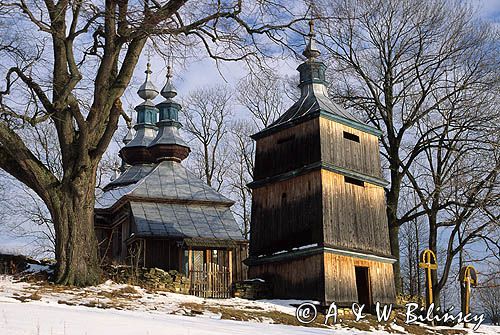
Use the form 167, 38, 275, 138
270, 82, 360, 128
130, 202, 244, 242
96, 160, 233, 210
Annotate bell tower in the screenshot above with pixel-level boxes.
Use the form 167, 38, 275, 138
246, 21, 396, 306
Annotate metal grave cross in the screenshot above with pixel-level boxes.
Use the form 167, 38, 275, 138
459, 265, 478, 318
419, 249, 438, 307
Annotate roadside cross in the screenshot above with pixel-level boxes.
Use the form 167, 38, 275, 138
459, 265, 477, 327
419, 249, 437, 308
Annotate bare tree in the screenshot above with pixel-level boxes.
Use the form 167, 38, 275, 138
226, 119, 255, 238
477, 269, 500, 325
182, 85, 233, 191
236, 70, 286, 128
0, 0, 306, 285
317, 0, 499, 293
404, 89, 500, 306
399, 212, 425, 300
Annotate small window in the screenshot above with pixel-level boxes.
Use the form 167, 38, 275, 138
277, 135, 295, 144
343, 131, 360, 143
345, 176, 364, 187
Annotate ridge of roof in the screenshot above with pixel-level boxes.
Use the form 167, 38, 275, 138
96, 160, 233, 210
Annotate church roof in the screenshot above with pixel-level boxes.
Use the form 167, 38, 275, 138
252, 20, 380, 139
96, 160, 233, 210
270, 82, 360, 126
130, 201, 244, 242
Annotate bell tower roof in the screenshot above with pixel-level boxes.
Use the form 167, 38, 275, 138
252, 20, 377, 140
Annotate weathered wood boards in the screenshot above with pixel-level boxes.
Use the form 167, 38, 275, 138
248, 112, 396, 306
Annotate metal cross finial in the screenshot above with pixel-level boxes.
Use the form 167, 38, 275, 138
303, 19, 321, 60
166, 64, 172, 79
309, 19, 315, 36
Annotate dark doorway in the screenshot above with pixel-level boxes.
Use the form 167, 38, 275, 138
355, 266, 372, 309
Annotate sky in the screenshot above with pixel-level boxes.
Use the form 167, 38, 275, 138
1, 0, 500, 256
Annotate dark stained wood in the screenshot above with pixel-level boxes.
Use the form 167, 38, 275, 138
253, 118, 321, 180
250, 170, 323, 256
248, 253, 325, 302
321, 170, 391, 255
248, 112, 395, 305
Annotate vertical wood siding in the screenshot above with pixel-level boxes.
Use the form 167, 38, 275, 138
250, 170, 323, 256
254, 118, 320, 180
248, 253, 325, 302
321, 170, 391, 255
319, 118, 383, 178
323, 253, 396, 305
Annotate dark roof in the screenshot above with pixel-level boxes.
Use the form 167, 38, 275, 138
106, 164, 156, 189
271, 83, 360, 127
96, 160, 233, 210
130, 201, 245, 242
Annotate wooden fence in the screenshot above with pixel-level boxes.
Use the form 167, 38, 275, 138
190, 262, 231, 298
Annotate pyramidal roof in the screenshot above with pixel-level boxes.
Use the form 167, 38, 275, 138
96, 160, 233, 210
253, 20, 379, 139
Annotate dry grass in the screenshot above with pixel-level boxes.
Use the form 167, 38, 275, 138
96, 286, 141, 300
13, 291, 43, 302
178, 302, 327, 328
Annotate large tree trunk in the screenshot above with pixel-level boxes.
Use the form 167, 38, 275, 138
428, 217, 440, 309
387, 176, 402, 294
49, 168, 100, 286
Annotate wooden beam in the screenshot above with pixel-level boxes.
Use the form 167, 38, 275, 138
228, 249, 233, 287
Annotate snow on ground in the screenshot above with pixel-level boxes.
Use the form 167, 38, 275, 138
1, 301, 335, 335
0, 275, 499, 335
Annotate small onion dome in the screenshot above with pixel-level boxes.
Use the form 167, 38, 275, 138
123, 124, 135, 145
149, 65, 190, 162
161, 65, 177, 99
120, 63, 159, 165
137, 62, 159, 100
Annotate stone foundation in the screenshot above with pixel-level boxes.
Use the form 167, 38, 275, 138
104, 265, 190, 294
232, 279, 270, 299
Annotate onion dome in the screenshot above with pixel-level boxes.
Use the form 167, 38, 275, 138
297, 20, 327, 91
120, 63, 159, 165
119, 124, 135, 172
149, 65, 190, 162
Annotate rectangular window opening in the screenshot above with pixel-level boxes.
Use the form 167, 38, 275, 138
277, 135, 295, 144
345, 176, 364, 187
343, 131, 360, 143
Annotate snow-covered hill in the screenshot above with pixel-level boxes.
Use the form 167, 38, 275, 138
0, 276, 498, 335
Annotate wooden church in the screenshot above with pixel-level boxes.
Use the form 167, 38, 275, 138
94, 64, 248, 298
246, 21, 396, 307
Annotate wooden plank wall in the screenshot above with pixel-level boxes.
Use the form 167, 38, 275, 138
321, 170, 391, 255
145, 240, 180, 270
254, 118, 320, 180
323, 253, 396, 305
319, 118, 382, 178
232, 244, 248, 281
250, 170, 323, 256
248, 253, 325, 302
